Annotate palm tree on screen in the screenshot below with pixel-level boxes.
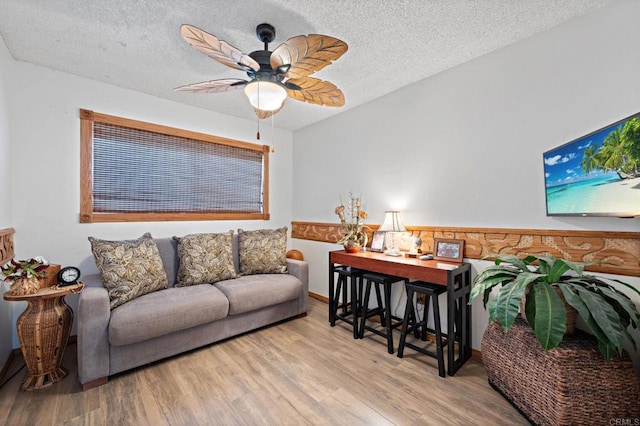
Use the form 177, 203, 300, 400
579, 118, 640, 179
580, 145, 599, 175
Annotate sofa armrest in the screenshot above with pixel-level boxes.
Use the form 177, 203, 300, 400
77, 278, 111, 386
286, 258, 309, 314
83, 273, 105, 289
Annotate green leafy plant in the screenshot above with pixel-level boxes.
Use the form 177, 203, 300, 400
470, 254, 640, 359
0, 258, 48, 282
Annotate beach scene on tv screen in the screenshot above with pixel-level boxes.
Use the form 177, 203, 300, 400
544, 115, 640, 216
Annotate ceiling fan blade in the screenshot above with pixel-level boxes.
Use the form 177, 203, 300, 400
174, 78, 247, 94
270, 34, 348, 79
254, 105, 283, 120
180, 24, 260, 72
285, 77, 345, 107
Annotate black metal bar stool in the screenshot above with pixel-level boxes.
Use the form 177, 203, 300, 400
330, 265, 365, 338
397, 280, 447, 378
359, 272, 408, 353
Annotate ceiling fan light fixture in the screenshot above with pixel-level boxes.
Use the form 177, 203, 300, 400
244, 80, 287, 111
177, 24, 348, 120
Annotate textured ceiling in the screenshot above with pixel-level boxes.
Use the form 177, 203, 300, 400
0, 0, 618, 131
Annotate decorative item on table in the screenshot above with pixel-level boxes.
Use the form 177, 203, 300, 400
470, 254, 640, 359
409, 235, 422, 254
335, 193, 369, 253
433, 238, 464, 262
378, 211, 406, 256
404, 235, 424, 258
370, 231, 386, 253
1, 257, 50, 296
57, 266, 81, 286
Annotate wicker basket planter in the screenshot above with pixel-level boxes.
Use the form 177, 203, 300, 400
482, 317, 640, 425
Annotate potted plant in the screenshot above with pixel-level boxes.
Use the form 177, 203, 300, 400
1, 257, 49, 296
470, 254, 640, 359
335, 193, 369, 252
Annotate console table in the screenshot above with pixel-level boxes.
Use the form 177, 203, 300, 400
329, 250, 472, 375
4, 283, 84, 391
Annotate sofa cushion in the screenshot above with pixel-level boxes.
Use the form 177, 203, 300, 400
109, 284, 229, 346
237, 227, 288, 275
214, 274, 301, 315
88, 233, 168, 310
173, 231, 237, 286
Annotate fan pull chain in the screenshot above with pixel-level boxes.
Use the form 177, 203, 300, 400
256, 83, 261, 140
271, 112, 274, 149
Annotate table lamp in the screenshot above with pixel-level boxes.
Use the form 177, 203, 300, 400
379, 211, 406, 256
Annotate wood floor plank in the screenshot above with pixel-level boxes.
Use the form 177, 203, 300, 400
0, 297, 527, 425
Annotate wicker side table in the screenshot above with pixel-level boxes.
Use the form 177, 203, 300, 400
482, 317, 640, 425
3, 283, 84, 391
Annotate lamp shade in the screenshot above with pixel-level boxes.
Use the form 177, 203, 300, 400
379, 211, 406, 232
244, 80, 287, 111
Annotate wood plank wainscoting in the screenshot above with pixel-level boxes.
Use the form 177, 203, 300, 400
291, 221, 640, 277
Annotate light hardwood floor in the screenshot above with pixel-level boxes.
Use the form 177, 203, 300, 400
0, 298, 527, 425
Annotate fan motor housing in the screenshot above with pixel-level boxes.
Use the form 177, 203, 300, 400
249, 50, 272, 69
248, 50, 284, 84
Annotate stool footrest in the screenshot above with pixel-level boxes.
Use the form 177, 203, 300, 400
361, 314, 404, 337
401, 341, 441, 360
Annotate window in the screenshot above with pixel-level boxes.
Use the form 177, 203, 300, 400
80, 109, 270, 223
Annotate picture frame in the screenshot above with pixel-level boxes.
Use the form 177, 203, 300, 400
370, 231, 386, 252
433, 238, 464, 262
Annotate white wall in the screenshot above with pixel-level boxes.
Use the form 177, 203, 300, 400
4, 60, 293, 348
0, 33, 14, 363
292, 0, 640, 364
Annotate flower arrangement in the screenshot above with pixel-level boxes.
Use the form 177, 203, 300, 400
1, 257, 49, 295
335, 193, 369, 248
1, 257, 49, 282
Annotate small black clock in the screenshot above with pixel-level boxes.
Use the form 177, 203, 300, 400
58, 266, 81, 286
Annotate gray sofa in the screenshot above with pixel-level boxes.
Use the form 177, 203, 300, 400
77, 235, 308, 390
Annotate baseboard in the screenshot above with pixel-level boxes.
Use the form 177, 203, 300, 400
309, 291, 328, 303
309, 293, 483, 361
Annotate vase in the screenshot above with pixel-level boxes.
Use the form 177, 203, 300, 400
343, 240, 361, 253
8, 277, 41, 296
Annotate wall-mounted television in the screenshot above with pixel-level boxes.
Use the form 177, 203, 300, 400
543, 112, 640, 217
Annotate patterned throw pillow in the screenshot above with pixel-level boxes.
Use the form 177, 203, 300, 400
238, 227, 288, 275
173, 231, 237, 286
88, 233, 168, 310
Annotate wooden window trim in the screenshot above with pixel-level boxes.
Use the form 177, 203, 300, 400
79, 109, 270, 223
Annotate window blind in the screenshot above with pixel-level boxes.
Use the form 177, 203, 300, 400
92, 123, 264, 213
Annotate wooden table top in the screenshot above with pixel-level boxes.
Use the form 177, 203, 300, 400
3, 282, 85, 302
330, 250, 467, 286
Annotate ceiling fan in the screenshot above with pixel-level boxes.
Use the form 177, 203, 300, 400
175, 23, 348, 119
